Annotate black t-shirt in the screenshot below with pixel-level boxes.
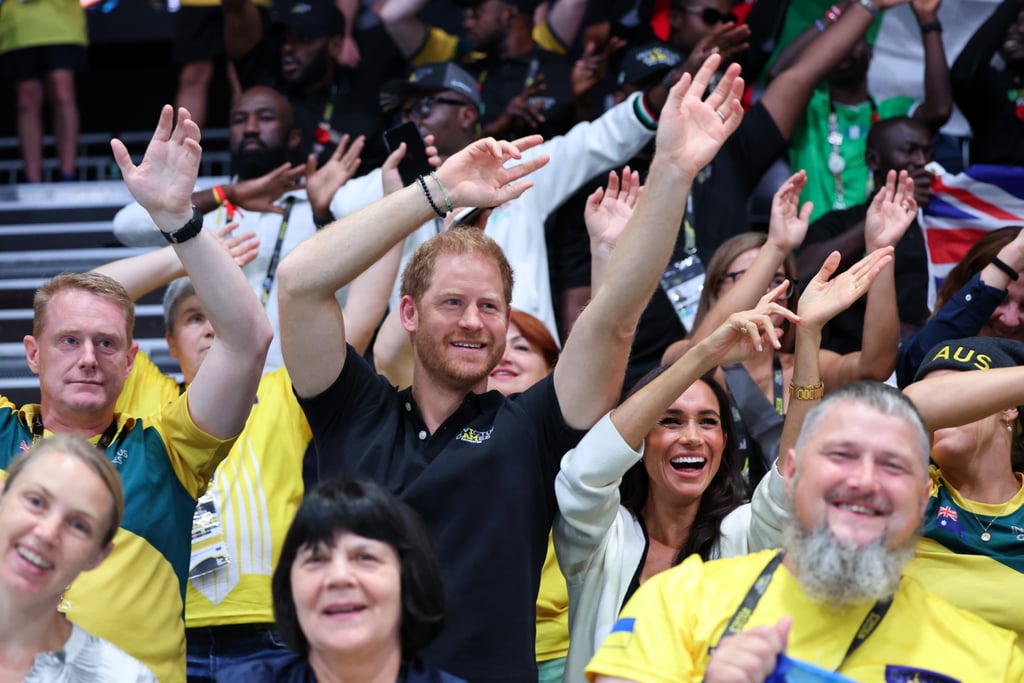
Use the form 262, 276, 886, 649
299, 348, 585, 683
802, 204, 930, 354
689, 101, 788, 266
233, 32, 391, 174
951, 0, 1024, 166
468, 44, 576, 138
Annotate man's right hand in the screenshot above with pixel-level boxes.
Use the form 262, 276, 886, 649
704, 616, 792, 683
433, 135, 550, 209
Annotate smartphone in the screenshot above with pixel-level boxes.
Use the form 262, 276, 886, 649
452, 206, 487, 226
383, 121, 432, 187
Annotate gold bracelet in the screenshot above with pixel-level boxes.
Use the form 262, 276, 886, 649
789, 381, 824, 401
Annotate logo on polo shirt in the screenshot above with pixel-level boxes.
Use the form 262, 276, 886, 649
884, 665, 958, 683
456, 426, 493, 444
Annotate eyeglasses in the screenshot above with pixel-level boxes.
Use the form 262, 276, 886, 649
400, 96, 470, 121
719, 270, 795, 299
676, 6, 737, 25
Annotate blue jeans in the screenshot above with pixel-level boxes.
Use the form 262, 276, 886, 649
186, 623, 292, 683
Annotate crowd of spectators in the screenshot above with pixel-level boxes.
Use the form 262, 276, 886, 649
2, 0, 1024, 681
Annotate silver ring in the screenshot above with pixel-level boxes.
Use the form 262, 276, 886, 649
715, 109, 727, 121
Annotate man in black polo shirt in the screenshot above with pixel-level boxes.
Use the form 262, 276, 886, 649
277, 56, 744, 683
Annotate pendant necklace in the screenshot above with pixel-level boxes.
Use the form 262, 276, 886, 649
961, 499, 1000, 542
827, 91, 879, 210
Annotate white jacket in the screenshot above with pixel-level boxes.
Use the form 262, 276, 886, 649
554, 413, 747, 683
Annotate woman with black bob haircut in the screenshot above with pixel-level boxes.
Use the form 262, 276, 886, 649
218, 479, 464, 683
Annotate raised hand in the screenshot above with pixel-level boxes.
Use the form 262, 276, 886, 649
212, 222, 260, 268
911, 0, 941, 22
768, 170, 812, 254
797, 247, 894, 330
112, 105, 200, 231
305, 134, 364, 215
572, 38, 626, 97
585, 166, 642, 251
698, 282, 799, 367
230, 162, 306, 216
381, 141, 408, 197
656, 53, 744, 177
865, 169, 916, 252
484, 78, 548, 136
434, 135, 550, 209
680, 21, 751, 76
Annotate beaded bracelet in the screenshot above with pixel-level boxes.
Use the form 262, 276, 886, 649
430, 171, 454, 214
919, 21, 942, 34
417, 175, 446, 218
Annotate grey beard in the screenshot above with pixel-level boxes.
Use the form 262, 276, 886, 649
784, 520, 916, 608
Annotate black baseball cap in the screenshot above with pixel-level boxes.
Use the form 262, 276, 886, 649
380, 62, 484, 114
618, 43, 683, 88
272, 0, 346, 40
451, 0, 542, 13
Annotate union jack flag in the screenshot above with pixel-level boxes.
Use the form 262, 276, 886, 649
937, 505, 958, 521
920, 164, 1024, 308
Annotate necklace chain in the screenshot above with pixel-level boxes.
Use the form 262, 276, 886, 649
960, 499, 1000, 542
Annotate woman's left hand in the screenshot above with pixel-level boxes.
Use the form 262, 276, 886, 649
797, 247, 894, 330
698, 281, 799, 367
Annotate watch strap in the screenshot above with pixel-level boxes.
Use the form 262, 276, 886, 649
162, 205, 204, 244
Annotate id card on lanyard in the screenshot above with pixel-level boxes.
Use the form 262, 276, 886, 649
659, 195, 706, 333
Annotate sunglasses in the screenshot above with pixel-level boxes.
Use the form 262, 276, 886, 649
677, 6, 737, 25
719, 271, 795, 299
400, 96, 470, 121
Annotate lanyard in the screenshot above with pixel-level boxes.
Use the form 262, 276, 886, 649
713, 551, 893, 668
32, 414, 119, 450
826, 91, 878, 210
311, 83, 339, 160
260, 196, 296, 306
772, 353, 784, 417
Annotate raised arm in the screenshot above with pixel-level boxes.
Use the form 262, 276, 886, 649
585, 166, 641, 294
93, 224, 258, 301
553, 55, 744, 430
761, 0, 911, 140
375, 0, 430, 59
555, 298, 794, 577
904, 364, 1024, 433
545, 0, 589, 47
616, 295, 796, 447
910, 0, 953, 130
781, 246, 894, 454
112, 105, 273, 439
278, 135, 550, 397
818, 170, 913, 389
663, 170, 809, 366
951, 0, 1024, 104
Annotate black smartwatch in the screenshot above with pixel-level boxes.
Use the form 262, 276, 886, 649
161, 205, 204, 244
